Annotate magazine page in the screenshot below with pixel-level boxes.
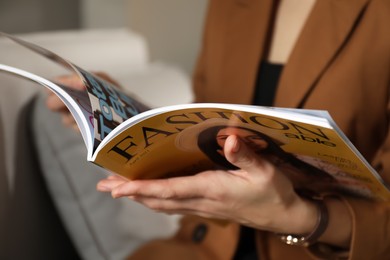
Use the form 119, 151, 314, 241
92, 103, 390, 201
0, 32, 149, 156
0, 64, 94, 150
0, 32, 98, 150
74, 66, 150, 151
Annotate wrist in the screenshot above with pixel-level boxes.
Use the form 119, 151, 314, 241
282, 194, 319, 235
278, 196, 329, 246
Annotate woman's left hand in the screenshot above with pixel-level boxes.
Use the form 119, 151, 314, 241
97, 135, 318, 235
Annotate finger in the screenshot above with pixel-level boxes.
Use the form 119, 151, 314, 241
224, 135, 269, 174
97, 177, 128, 192
132, 195, 226, 219
133, 196, 199, 211
71, 123, 80, 133
62, 113, 76, 127
46, 94, 68, 112
106, 174, 129, 181
111, 175, 208, 200
157, 209, 228, 221
55, 74, 85, 90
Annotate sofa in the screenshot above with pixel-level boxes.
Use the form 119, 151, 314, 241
0, 28, 193, 259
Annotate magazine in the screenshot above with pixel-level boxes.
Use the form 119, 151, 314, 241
1, 32, 389, 201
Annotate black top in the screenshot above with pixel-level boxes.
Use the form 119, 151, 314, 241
233, 60, 283, 260
252, 60, 284, 106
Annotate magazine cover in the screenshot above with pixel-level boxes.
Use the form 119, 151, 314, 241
93, 105, 390, 202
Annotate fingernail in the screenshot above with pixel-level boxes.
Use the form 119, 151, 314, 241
111, 191, 118, 198
112, 190, 121, 199
232, 137, 240, 153
97, 184, 110, 192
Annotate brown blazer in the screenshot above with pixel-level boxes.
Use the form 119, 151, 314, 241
129, 0, 390, 259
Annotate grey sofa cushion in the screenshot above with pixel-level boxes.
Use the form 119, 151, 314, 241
31, 93, 179, 260
6, 96, 81, 259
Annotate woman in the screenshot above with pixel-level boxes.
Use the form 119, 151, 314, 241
51, 0, 390, 258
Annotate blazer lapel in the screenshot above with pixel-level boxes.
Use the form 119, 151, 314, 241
274, 0, 370, 108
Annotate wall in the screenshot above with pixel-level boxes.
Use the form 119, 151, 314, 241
80, 0, 127, 29
0, 0, 126, 33
0, 0, 208, 75
126, 0, 208, 75
0, 0, 80, 33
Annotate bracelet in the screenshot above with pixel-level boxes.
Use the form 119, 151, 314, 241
278, 197, 329, 247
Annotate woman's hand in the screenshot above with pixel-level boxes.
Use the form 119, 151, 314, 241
97, 135, 319, 236
46, 72, 121, 131
46, 74, 85, 131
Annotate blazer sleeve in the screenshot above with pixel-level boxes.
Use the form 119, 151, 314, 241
342, 196, 390, 259
309, 83, 390, 259
344, 92, 390, 259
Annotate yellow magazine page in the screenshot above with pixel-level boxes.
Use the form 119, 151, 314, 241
93, 105, 390, 201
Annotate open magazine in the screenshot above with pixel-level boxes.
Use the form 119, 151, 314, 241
1, 32, 390, 201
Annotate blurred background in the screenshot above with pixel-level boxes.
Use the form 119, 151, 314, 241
0, 0, 208, 75
0, 1, 209, 259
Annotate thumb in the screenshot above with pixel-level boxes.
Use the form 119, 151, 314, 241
224, 135, 267, 172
